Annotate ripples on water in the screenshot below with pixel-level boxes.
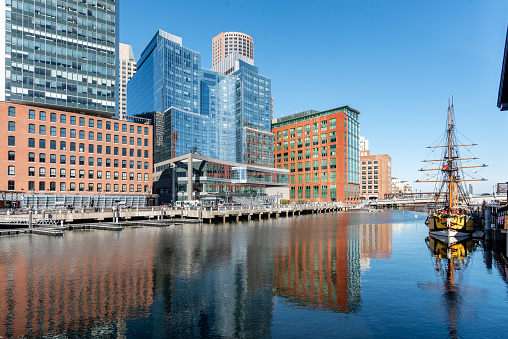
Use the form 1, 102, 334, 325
0, 210, 507, 338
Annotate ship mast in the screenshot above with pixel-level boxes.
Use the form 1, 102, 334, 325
447, 97, 454, 212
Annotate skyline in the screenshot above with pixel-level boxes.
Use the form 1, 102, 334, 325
121, 0, 508, 193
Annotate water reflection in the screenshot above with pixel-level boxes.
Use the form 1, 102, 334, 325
0, 230, 157, 338
273, 213, 393, 313
422, 236, 477, 339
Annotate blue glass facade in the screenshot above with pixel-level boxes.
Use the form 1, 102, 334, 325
2, 0, 118, 116
128, 30, 273, 167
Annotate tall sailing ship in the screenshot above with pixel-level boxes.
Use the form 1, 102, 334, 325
417, 97, 487, 242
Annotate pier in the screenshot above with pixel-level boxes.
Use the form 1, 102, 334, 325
0, 203, 345, 236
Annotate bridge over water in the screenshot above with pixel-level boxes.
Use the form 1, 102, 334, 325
363, 194, 506, 209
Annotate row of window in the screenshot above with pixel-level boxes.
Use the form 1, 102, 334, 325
289, 185, 338, 200
6, 180, 150, 193
276, 145, 340, 162
276, 132, 339, 151
14, 167, 150, 181
8, 106, 150, 135
7, 137, 150, 158
275, 119, 340, 140
289, 172, 339, 184
11, 123, 150, 146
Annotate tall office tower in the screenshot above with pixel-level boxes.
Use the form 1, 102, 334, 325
128, 30, 273, 167
272, 107, 361, 204
118, 43, 136, 120
212, 32, 254, 67
0, 0, 119, 117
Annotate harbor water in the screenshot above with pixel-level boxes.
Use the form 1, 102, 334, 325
1, 210, 507, 338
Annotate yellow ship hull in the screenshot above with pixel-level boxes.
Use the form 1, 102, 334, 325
428, 213, 475, 240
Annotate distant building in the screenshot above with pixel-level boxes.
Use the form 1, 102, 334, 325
391, 178, 413, 195
359, 136, 369, 151
212, 32, 254, 67
360, 151, 391, 200
118, 43, 137, 120
0, 0, 119, 117
272, 107, 361, 204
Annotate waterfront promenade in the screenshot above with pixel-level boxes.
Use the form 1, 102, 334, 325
0, 203, 345, 231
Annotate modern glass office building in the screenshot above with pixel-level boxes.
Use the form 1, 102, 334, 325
128, 30, 273, 167
1, 0, 119, 117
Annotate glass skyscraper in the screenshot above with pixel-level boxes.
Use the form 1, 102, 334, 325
0, 0, 119, 117
128, 30, 273, 167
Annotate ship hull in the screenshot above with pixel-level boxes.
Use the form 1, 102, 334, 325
428, 213, 474, 243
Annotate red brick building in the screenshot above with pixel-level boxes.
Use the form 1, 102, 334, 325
359, 150, 392, 200
1, 102, 153, 196
272, 107, 360, 204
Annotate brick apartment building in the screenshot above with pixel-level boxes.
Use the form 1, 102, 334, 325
359, 150, 392, 200
272, 106, 360, 204
1, 102, 153, 197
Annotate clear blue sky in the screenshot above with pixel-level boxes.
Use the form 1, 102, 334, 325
121, 0, 508, 193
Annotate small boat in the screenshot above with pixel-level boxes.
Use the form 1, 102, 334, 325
417, 97, 486, 242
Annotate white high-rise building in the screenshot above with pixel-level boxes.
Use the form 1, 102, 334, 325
359, 136, 369, 151
119, 43, 137, 120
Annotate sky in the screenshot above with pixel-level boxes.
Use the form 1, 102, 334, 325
121, 0, 508, 194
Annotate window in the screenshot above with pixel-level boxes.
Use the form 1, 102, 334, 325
50, 127, 56, 136
70, 116, 76, 125
60, 141, 66, 151
50, 182, 56, 191
114, 123, 119, 131
29, 110, 35, 119
89, 157, 94, 166
60, 114, 66, 124
60, 169, 66, 178
129, 137, 134, 145
89, 119, 94, 128
70, 183, 76, 192
29, 181, 35, 191
122, 124, 127, 132
50, 140, 56, 150
39, 139, 45, 149
106, 121, 111, 130
60, 155, 66, 164
8, 151, 15, 161
70, 142, 76, 152
89, 131, 94, 140
70, 156, 76, 165
130, 125, 134, 133
106, 134, 111, 142
8, 107, 15, 117
321, 120, 327, 131
9, 136, 16, 146
60, 128, 66, 137
144, 127, 149, 135
8, 121, 15, 131
79, 157, 85, 166
39, 168, 46, 177
88, 183, 94, 192
79, 183, 85, 192
79, 170, 85, 179
28, 124, 35, 134
97, 120, 102, 129
122, 136, 127, 144
97, 133, 102, 141
28, 138, 35, 148
28, 167, 35, 177
89, 144, 94, 153
114, 135, 119, 143
88, 170, 94, 179
7, 181, 14, 191
39, 182, 46, 191
79, 117, 85, 126
40, 125, 46, 135
50, 113, 56, 122
28, 152, 35, 162
8, 166, 15, 176
79, 143, 85, 152
60, 182, 66, 191
70, 169, 76, 178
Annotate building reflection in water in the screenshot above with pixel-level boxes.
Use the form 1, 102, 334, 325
273, 213, 392, 313
152, 223, 276, 338
0, 230, 156, 338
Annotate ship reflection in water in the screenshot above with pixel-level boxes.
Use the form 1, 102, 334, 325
421, 236, 480, 339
